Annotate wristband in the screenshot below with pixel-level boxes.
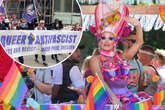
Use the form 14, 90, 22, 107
34, 80, 39, 86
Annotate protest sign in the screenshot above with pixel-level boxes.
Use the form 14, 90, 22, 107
0, 30, 82, 58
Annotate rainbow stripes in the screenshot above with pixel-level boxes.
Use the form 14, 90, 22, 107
28, 104, 84, 110
25, 101, 152, 110
154, 90, 165, 105
0, 62, 27, 110
104, 99, 152, 110
84, 75, 109, 110
84, 74, 152, 110
60, 104, 83, 110
29, 105, 47, 110
123, 99, 152, 110
159, 5, 165, 24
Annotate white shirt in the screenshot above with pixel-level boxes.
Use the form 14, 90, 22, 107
51, 63, 85, 88
69, 66, 85, 88
34, 69, 52, 104
51, 63, 63, 85
34, 26, 47, 30
34, 64, 63, 104
157, 65, 165, 83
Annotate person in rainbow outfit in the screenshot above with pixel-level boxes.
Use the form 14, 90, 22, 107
87, 0, 149, 109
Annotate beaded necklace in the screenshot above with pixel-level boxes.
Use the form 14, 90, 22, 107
99, 49, 130, 81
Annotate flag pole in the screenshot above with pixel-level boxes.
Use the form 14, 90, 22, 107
33, 0, 39, 23
95, 72, 107, 91
3, 1, 8, 19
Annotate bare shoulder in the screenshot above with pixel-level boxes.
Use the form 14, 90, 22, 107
90, 55, 99, 62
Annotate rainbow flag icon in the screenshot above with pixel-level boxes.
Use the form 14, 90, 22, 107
84, 74, 109, 110
0, 61, 28, 110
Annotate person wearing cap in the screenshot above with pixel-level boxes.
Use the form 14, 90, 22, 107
52, 46, 85, 104
34, 20, 48, 66
137, 45, 159, 96
154, 49, 165, 91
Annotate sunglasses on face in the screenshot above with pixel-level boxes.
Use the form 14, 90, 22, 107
124, 39, 136, 43
101, 36, 115, 41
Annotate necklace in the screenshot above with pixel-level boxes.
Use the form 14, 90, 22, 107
99, 49, 129, 81
100, 49, 116, 57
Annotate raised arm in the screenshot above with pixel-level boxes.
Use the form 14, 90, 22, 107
122, 16, 144, 60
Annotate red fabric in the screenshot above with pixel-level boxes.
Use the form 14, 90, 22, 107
0, 104, 3, 110
0, 45, 13, 82
15, 62, 24, 72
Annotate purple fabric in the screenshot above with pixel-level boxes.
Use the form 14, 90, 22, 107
22, 4, 36, 23
0, 6, 4, 15
106, 79, 133, 98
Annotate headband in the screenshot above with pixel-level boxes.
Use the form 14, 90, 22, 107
139, 50, 155, 57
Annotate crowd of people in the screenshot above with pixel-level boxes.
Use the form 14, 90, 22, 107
0, 13, 82, 66
23, 43, 165, 107
0, 14, 81, 31
23, 1, 165, 109
0, 14, 65, 30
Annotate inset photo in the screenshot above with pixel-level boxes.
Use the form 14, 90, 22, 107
0, 0, 82, 68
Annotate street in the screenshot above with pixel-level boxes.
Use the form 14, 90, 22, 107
14, 54, 70, 68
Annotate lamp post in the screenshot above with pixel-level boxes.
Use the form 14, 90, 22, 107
71, 0, 74, 25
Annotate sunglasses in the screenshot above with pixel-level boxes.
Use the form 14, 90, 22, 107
101, 36, 116, 41
124, 39, 136, 43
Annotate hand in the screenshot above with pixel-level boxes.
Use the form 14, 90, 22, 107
111, 96, 123, 110
67, 86, 86, 95
124, 16, 141, 27
29, 71, 36, 83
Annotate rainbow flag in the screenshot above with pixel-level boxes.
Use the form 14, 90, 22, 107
60, 104, 82, 110
124, 99, 152, 110
154, 90, 165, 105
25, 101, 152, 110
0, 62, 28, 110
159, 5, 165, 24
84, 74, 109, 110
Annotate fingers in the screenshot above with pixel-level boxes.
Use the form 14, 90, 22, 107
29, 71, 35, 82
67, 86, 74, 90
124, 16, 141, 27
